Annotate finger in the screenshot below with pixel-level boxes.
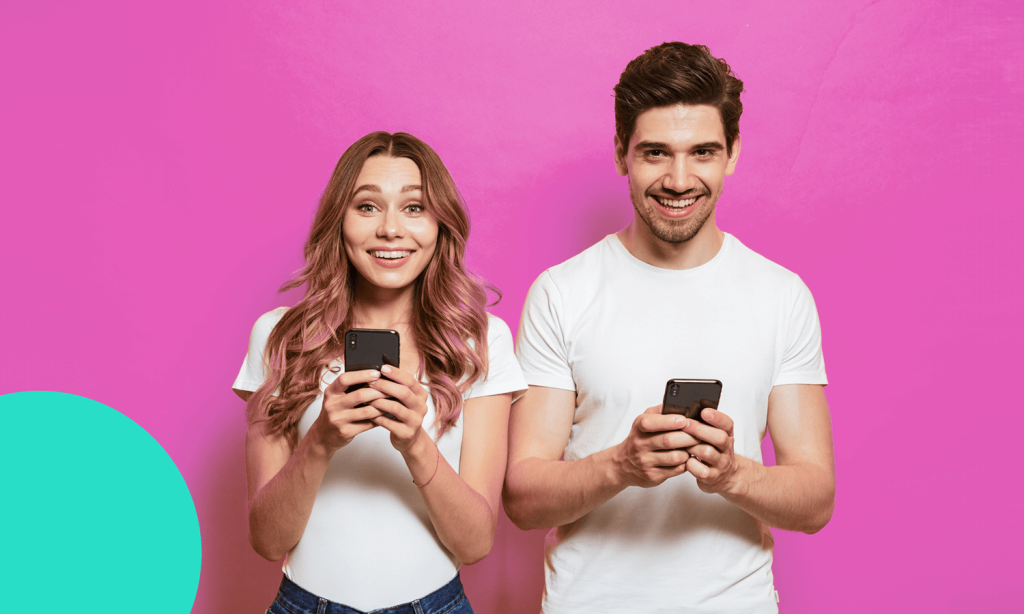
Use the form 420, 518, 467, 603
637, 413, 688, 434
685, 444, 720, 467
331, 369, 382, 390
344, 419, 379, 436
686, 455, 712, 479
334, 387, 387, 409
641, 462, 690, 485
370, 398, 410, 422
701, 408, 734, 434
337, 405, 386, 424
369, 377, 419, 406
379, 365, 428, 399
649, 430, 701, 450
681, 420, 729, 449
645, 404, 663, 415
371, 413, 410, 435
647, 449, 690, 468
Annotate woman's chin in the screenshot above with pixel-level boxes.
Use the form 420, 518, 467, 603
353, 269, 422, 294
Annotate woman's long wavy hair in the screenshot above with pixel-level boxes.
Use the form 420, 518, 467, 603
246, 132, 494, 448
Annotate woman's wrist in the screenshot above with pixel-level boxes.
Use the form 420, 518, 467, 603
402, 428, 438, 483
299, 423, 337, 465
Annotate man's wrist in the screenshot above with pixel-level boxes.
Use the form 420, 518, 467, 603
599, 443, 634, 490
721, 454, 755, 499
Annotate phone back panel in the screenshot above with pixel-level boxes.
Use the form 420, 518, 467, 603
662, 379, 723, 423
344, 329, 401, 372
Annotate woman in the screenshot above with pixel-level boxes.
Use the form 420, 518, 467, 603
232, 132, 526, 614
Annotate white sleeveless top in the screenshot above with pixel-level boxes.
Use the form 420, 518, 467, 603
233, 309, 526, 610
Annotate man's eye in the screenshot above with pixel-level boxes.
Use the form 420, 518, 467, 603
645, 150, 665, 158
695, 149, 713, 157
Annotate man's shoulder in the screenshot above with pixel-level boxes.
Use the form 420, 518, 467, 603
540, 235, 618, 288
725, 234, 805, 290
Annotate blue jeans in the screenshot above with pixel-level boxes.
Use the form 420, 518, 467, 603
267, 574, 474, 614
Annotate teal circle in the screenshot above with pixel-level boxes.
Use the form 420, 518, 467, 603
0, 391, 201, 612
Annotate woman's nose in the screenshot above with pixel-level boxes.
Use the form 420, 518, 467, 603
377, 206, 404, 239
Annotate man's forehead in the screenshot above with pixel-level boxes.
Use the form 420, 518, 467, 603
630, 104, 726, 149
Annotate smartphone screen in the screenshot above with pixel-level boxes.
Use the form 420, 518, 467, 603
662, 379, 722, 424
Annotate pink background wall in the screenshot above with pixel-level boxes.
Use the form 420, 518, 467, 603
2, 1, 1021, 612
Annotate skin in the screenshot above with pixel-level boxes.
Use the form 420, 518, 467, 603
503, 104, 836, 534
243, 155, 511, 564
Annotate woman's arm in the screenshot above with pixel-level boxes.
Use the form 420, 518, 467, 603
244, 370, 387, 561
369, 366, 511, 564
410, 393, 511, 564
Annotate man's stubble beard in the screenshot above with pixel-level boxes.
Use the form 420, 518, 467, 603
630, 183, 718, 244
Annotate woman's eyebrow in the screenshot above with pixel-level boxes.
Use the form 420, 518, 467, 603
352, 184, 422, 194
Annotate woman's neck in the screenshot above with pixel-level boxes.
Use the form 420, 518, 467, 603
350, 277, 416, 329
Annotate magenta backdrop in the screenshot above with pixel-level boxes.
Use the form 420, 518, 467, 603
2, 1, 1021, 612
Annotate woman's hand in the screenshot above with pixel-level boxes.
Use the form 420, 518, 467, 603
309, 369, 387, 455
367, 364, 430, 452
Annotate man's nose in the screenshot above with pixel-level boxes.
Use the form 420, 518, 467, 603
662, 157, 692, 193
377, 206, 404, 239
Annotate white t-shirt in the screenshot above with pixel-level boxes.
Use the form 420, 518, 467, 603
516, 233, 827, 614
233, 310, 527, 610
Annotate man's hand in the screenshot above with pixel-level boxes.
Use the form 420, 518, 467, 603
614, 404, 702, 488
682, 408, 742, 494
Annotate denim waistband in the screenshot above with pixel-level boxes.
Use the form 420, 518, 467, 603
274, 573, 466, 614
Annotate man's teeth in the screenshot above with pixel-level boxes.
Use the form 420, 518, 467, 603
655, 196, 697, 209
370, 250, 412, 259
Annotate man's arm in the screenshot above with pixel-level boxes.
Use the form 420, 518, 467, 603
502, 385, 700, 530
682, 384, 835, 534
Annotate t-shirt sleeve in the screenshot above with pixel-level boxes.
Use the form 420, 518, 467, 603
465, 315, 528, 403
515, 271, 576, 392
232, 308, 288, 395
773, 277, 828, 387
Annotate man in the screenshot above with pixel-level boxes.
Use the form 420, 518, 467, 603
504, 42, 835, 613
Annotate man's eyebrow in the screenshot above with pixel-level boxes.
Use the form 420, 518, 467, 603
633, 140, 725, 152
691, 141, 725, 151
634, 140, 669, 150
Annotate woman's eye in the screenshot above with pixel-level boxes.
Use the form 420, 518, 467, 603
356, 202, 377, 212
405, 204, 424, 214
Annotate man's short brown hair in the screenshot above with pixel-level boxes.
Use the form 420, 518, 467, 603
614, 42, 744, 155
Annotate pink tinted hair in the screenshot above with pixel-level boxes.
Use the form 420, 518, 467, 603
246, 131, 492, 447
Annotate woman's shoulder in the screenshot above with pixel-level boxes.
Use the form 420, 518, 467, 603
249, 307, 290, 345
484, 313, 514, 344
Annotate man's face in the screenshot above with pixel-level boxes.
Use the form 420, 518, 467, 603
615, 104, 740, 244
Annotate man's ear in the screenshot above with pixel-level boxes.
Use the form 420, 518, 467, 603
614, 135, 628, 177
725, 136, 741, 176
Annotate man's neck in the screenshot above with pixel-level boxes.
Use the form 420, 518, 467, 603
616, 217, 726, 271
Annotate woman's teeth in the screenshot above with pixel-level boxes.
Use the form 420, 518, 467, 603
655, 196, 697, 209
370, 250, 412, 259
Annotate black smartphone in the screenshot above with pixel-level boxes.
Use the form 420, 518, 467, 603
662, 379, 723, 424
343, 329, 400, 407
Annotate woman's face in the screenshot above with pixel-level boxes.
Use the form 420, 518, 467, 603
342, 156, 439, 292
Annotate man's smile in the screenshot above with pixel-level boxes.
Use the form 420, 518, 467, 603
653, 195, 698, 210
